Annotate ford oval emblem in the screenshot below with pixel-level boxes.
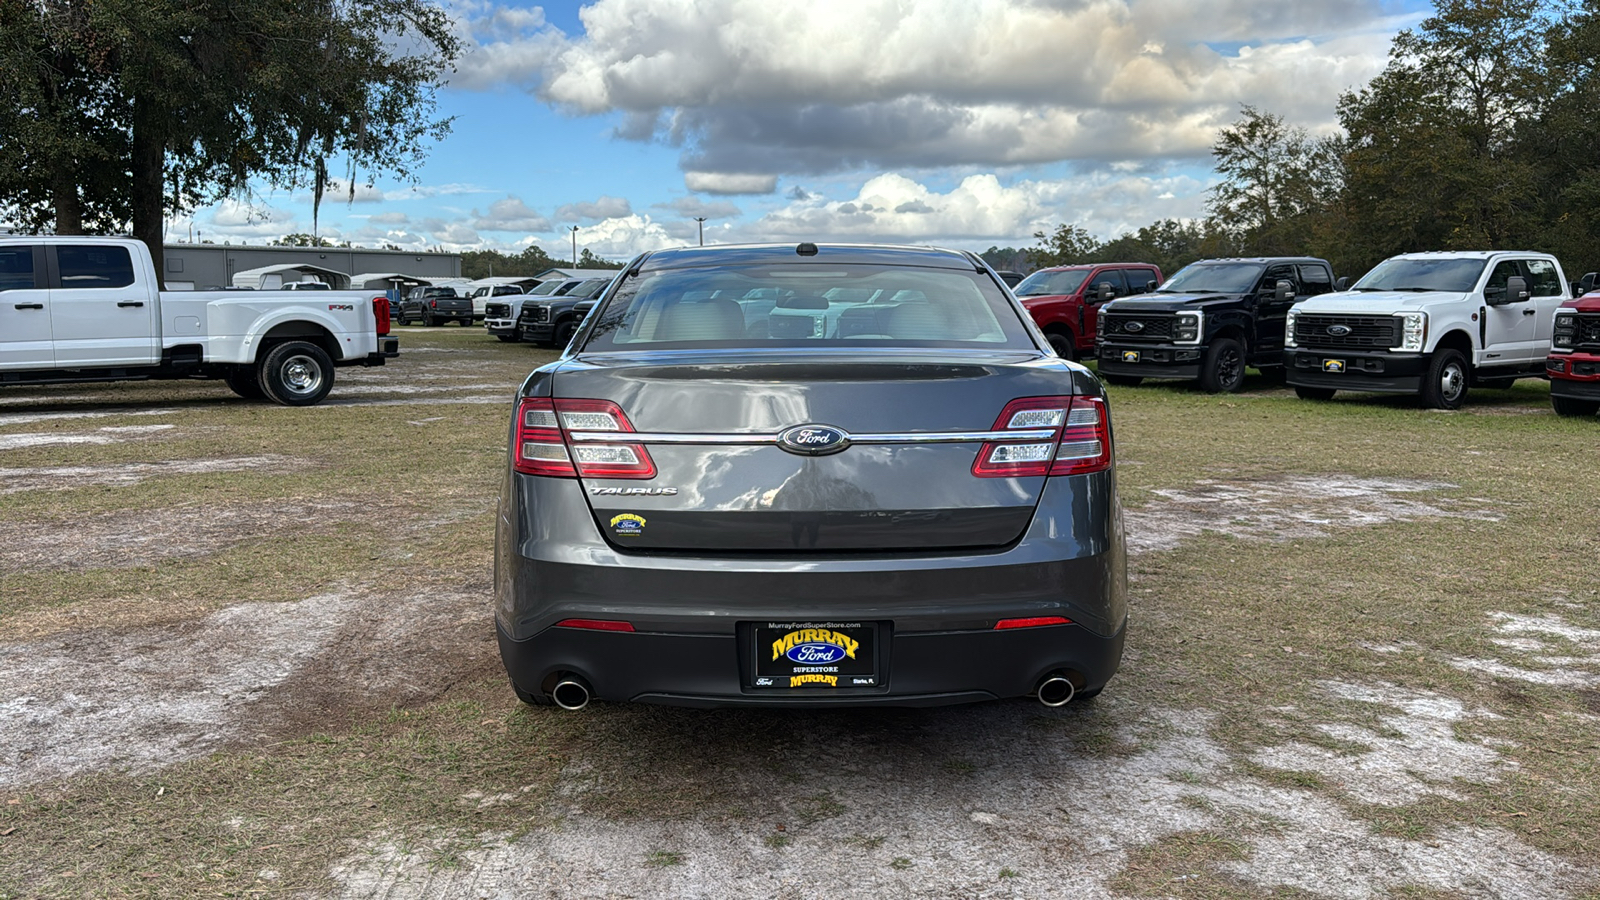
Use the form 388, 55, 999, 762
786, 642, 848, 664
776, 424, 851, 456
1327, 324, 1351, 336
1124, 321, 1144, 333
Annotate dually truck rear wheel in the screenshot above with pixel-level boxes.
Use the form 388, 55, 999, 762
258, 341, 335, 407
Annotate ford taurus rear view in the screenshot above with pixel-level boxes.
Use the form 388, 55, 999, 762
494, 243, 1126, 709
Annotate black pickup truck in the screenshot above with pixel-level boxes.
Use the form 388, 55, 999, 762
517, 277, 612, 347
1095, 257, 1341, 392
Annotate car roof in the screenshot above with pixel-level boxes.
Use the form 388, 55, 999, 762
1186, 257, 1328, 265
1384, 251, 1557, 261
636, 242, 979, 272
1032, 262, 1158, 273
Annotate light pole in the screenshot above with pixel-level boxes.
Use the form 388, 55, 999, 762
693, 217, 706, 246
569, 226, 579, 266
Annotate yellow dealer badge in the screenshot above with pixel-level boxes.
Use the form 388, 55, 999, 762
609, 513, 646, 536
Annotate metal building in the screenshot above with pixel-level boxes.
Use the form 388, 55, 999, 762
160, 243, 461, 291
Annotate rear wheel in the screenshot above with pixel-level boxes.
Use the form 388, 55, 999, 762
258, 340, 335, 407
225, 368, 266, 400
1420, 348, 1469, 410
1294, 385, 1336, 401
460, 317, 474, 326
553, 320, 576, 350
1046, 332, 1076, 361
423, 309, 437, 327
1199, 337, 1246, 393
1101, 373, 1142, 387
1552, 395, 1600, 417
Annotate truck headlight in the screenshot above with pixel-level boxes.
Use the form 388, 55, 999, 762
1174, 312, 1201, 344
1398, 312, 1426, 352
1285, 310, 1298, 348
1096, 309, 1106, 337
1554, 313, 1576, 350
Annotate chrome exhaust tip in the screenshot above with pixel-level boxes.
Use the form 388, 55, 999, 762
551, 678, 591, 711
1037, 675, 1076, 707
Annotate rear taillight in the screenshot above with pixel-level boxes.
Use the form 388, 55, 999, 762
372, 296, 390, 335
972, 395, 1112, 478
994, 616, 1072, 629
513, 398, 656, 479
555, 618, 635, 632
430, 299, 438, 308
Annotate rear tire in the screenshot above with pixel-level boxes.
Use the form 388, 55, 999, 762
1101, 373, 1142, 387
423, 309, 436, 327
1199, 337, 1246, 393
258, 340, 335, 407
553, 320, 576, 350
1046, 332, 1076, 361
1420, 348, 1469, 410
1294, 385, 1337, 401
225, 369, 266, 400
1552, 395, 1600, 417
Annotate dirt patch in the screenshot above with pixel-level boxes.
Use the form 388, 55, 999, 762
322, 395, 509, 408
1124, 476, 1498, 554
332, 383, 512, 396
0, 455, 301, 494
0, 500, 365, 573
1251, 681, 1508, 806
0, 586, 493, 788
0, 423, 175, 451
1449, 612, 1600, 688
329, 695, 1587, 899
0, 407, 176, 427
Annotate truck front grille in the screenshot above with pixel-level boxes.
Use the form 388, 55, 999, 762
1576, 314, 1600, 349
1102, 314, 1172, 341
1294, 314, 1399, 350
485, 302, 510, 318
522, 305, 550, 323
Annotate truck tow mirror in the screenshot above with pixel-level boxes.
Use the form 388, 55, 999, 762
1145, 279, 1159, 293
1504, 276, 1530, 303
1274, 280, 1296, 303
1335, 277, 1349, 291
1095, 282, 1115, 302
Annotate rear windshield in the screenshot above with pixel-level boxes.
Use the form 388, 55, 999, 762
1352, 258, 1486, 293
579, 264, 1034, 351
1014, 269, 1089, 297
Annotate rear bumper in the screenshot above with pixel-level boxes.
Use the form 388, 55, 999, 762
497, 618, 1125, 708
354, 337, 399, 366
494, 471, 1127, 707
1284, 349, 1427, 393
1096, 342, 1203, 380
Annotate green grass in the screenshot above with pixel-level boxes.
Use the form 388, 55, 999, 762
2, 341, 1598, 896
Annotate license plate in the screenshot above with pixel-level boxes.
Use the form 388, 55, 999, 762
752, 622, 878, 689
1121, 350, 1141, 363
1322, 359, 1345, 373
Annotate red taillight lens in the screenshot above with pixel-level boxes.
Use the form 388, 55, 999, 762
430, 298, 438, 308
513, 398, 656, 479
1049, 395, 1112, 476
555, 618, 635, 632
372, 296, 390, 335
972, 395, 1111, 478
994, 616, 1072, 629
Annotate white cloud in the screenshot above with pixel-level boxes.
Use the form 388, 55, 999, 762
556, 195, 633, 222
484, 0, 1407, 176
206, 199, 297, 239
571, 214, 680, 260
369, 211, 410, 225
684, 172, 778, 195
471, 196, 552, 232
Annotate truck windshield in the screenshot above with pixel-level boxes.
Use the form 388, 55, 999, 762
1158, 263, 1262, 294
528, 280, 561, 295
1351, 258, 1486, 293
580, 264, 1034, 351
1014, 269, 1090, 297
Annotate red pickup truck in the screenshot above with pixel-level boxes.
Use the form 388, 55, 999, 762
1548, 292, 1600, 417
1013, 262, 1162, 360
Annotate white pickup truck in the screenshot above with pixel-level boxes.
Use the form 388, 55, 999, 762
1284, 250, 1568, 409
0, 236, 399, 406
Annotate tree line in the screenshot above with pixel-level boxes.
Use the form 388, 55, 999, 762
1029, 0, 1600, 283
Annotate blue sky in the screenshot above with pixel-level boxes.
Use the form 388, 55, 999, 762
170, 0, 1437, 261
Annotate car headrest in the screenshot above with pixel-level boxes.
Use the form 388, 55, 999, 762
655, 297, 745, 341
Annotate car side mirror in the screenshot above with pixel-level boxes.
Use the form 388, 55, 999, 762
1095, 282, 1115, 302
1488, 276, 1528, 305
1145, 279, 1159, 293
1335, 276, 1349, 291
1274, 280, 1295, 303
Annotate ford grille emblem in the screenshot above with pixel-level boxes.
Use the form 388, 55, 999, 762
1124, 321, 1144, 333
1327, 324, 1351, 336
776, 424, 851, 456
